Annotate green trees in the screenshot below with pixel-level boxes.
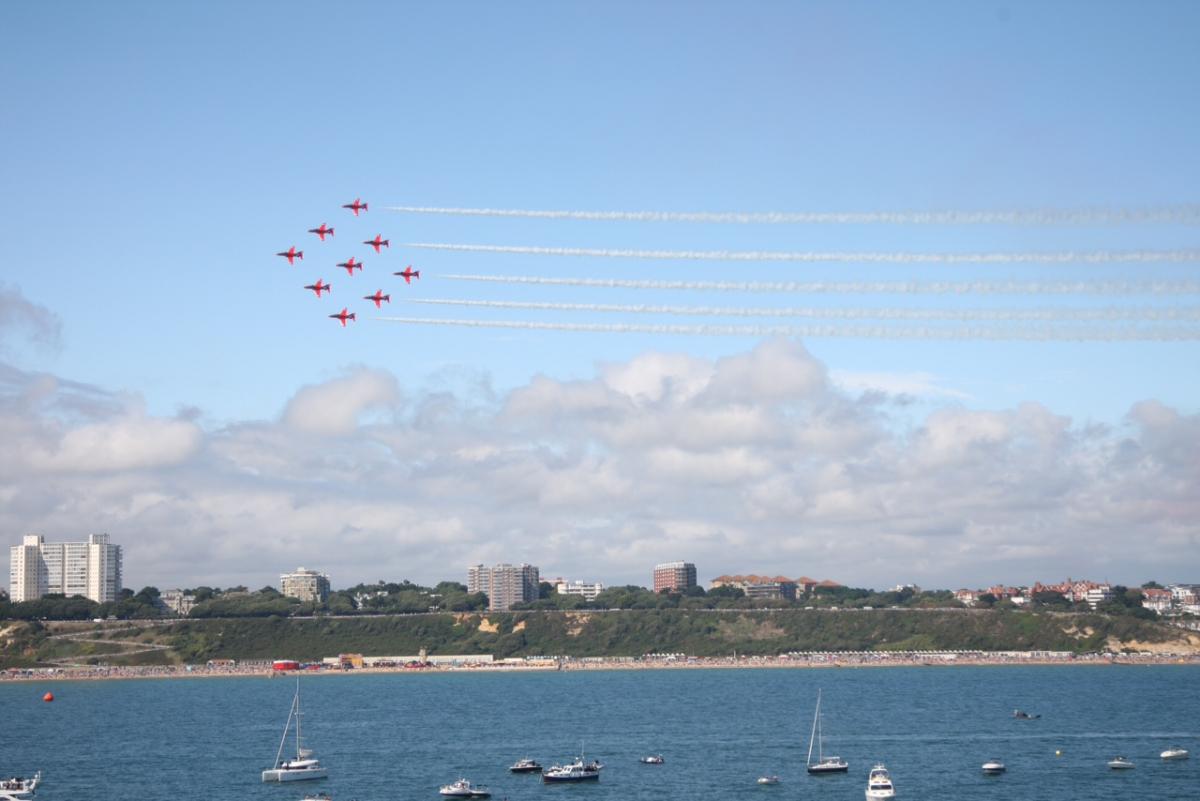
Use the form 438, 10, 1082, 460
0, 589, 163, 621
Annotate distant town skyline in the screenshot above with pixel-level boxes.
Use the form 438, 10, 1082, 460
6, 531, 1192, 601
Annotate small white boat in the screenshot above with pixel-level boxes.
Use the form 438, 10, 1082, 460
1161, 746, 1189, 760
0, 772, 40, 798
981, 758, 1006, 774
1107, 756, 1135, 770
262, 681, 328, 782
640, 755, 664, 764
756, 775, 780, 785
865, 764, 895, 800
300, 794, 331, 801
440, 779, 490, 798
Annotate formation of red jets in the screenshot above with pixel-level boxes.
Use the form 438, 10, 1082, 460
276, 198, 420, 327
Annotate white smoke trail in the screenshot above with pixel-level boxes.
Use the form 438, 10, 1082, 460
409, 298, 1200, 322
375, 316, 1200, 341
406, 242, 1200, 264
441, 273, 1200, 295
386, 204, 1200, 225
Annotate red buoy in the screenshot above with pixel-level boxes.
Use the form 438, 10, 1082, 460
42, 692, 54, 702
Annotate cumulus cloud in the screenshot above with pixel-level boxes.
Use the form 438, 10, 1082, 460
1, 339, 1197, 592
29, 416, 202, 472
282, 368, 402, 435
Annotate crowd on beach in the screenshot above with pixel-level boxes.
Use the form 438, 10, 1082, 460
3, 648, 1198, 683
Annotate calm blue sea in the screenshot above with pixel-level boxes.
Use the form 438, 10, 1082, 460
2, 665, 1197, 801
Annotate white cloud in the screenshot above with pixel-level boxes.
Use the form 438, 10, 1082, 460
30, 416, 202, 472
2, 338, 1198, 591
283, 368, 402, 435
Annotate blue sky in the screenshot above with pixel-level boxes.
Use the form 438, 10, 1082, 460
1, 1, 1197, 590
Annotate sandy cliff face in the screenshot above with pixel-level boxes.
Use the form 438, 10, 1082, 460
1107, 631, 1200, 654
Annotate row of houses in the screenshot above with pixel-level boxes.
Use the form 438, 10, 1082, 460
954, 579, 1200, 614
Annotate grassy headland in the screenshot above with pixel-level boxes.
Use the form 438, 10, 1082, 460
3, 609, 1197, 669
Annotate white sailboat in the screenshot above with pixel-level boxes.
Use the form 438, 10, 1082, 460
806, 690, 849, 774
262, 679, 329, 782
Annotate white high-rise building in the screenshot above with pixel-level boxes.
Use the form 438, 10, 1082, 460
467, 563, 540, 611
9, 533, 123, 603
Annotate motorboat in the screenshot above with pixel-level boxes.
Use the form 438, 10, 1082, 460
640, 755, 665, 764
865, 764, 895, 800
300, 794, 332, 801
1160, 746, 1189, 760
440, 779, 490, 798
806, 690, 849, 774
542, 757, 602, 783
1107, 756, 1135, 770
509, 757, 543, 773
0, 772, 40, 797
440, 779, 473, 797
262, 680, 329, 782
756, 775, 780, 785
981, 759, 1006, 774
1012, 709, 1040, 720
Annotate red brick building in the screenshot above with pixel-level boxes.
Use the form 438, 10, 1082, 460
653, 561, 697, 593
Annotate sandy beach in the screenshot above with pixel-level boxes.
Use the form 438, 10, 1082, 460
4, 648, 1198, 683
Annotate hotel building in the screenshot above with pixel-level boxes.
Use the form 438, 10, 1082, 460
280, 567, 331, 603
467, 563, 540, 611
653, 561, 697, 593
8, 533, 123, 603
555, 580, 606, 600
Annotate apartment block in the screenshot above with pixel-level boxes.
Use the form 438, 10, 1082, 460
467, 563, 540, 611
280, 567, 331, 603
8, 533, 122, 603
653, 561, 697, 593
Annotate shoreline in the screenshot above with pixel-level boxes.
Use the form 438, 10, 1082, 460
5, 651, 1198, 683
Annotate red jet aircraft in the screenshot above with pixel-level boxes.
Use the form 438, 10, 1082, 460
329, 308, 356, 327
304, 279, 332, 298
363, 234, 389, 253
342, 198, 368, 216
337, 257, 363, 276
394, 266, 420, 284
276, 246, 304, 265
364, 290, 391, 308
308, 223, 335, 241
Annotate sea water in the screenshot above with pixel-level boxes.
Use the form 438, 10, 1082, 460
1, 665, 1197, 800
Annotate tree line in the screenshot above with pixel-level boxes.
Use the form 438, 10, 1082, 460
0, 579, 1170, 622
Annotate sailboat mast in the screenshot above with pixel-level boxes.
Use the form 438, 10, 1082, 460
806, 690, 820, 766
294, 677, 303, 758
816, 694, 823, 762
273, 686, 298, 769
